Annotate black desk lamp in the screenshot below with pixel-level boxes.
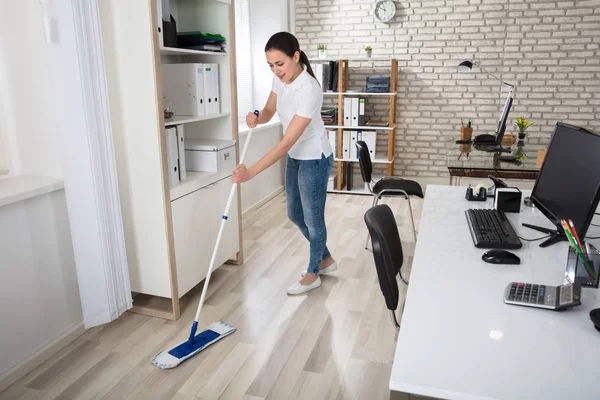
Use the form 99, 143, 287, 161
457, 60, 515, 151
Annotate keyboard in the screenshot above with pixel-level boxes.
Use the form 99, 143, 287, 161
465, 209, 523, 249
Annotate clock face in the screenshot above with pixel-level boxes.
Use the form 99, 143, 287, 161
374, 0, 397, 23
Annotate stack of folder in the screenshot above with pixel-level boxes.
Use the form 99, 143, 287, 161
314, 62, 339, 92
177, 31, 227, 53
321, 108, 337, 125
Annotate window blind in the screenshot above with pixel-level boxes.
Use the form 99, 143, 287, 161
234, 0, 253, 123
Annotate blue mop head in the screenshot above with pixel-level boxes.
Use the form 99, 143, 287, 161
151, 321, 236, 369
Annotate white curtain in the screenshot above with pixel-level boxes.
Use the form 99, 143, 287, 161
43, 0, 132, 328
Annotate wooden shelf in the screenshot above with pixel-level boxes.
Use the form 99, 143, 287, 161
160, 47, 229, 57
309, 56, 395, 62
325, 125, 395, 131
335, 156, 395, 164
323, 92, 396, 96
164, 112, 230, 126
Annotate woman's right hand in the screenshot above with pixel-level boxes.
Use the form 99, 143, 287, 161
246, 111, 259, 128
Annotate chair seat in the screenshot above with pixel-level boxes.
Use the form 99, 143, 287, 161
372, 179, 424, 198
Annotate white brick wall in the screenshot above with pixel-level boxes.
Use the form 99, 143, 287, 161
295, 0, 600, 177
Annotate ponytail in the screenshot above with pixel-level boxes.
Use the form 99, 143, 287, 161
299, 50, 317, 81
265, 32, 317, 81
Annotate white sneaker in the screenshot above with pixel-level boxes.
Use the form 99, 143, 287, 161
300, 261, 338, 277
287, 276, 322, 295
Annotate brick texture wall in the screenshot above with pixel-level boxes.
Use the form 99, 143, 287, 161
295, 0, 600, 177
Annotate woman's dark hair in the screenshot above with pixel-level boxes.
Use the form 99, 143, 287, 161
265, 31, 316, 80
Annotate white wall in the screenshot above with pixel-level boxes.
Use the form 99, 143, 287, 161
0, 0, 63, 178
0, 189, 82, 379
249, 0, 289, 109
239, 123, 285, 213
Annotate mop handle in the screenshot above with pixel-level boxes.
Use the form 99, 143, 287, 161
192, 110, 259, 324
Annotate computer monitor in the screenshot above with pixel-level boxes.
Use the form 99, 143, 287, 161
526, 122, 600, 247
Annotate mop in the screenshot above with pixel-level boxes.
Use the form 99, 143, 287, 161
152, 110, 259, 369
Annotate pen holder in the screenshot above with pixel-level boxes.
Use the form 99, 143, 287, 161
460, 127, 472, 140
564, 243, 600, 288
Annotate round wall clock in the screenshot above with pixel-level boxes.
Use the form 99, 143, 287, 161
374, 0, 397, 24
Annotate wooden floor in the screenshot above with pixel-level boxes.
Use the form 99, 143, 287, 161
1, 192, 423, 400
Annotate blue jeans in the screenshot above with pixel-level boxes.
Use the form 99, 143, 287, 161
285, 153, 334, 275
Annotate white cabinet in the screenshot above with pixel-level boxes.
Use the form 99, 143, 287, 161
171, 177, 239, 298
99, 0, 241, 320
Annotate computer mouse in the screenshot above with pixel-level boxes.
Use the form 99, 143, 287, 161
482, 249, 521, 265
590, 309, 600, 332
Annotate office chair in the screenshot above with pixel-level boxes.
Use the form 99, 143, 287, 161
364, 204, 408, 330
355, 140, 423, 248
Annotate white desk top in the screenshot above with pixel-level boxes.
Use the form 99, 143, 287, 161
0, 175, 64, 208
390, 185, 600, 400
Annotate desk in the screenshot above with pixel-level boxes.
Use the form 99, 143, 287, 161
390, 185, 600, 400
446, 140, 540, 185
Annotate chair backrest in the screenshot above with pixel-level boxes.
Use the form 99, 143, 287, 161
355, 140, 372, 183
364, 204, 404, 312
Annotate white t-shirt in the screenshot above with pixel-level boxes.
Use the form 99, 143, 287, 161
271, 66, 333, 160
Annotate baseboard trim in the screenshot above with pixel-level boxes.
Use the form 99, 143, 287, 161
0, 321, 86, 393
243, 186, 285, 216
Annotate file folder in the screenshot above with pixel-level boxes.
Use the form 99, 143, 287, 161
210, 63, 220, 114
176, 125, 186, 181
350, 131, 359, 160
343, 98, 352, 127
203, 64, 214, 115
351, 98, 359, 127
343, 131, 351, 159
358, 98, 366, 126
161, 63, 205, 116
328, 130, 337, 157
362, 131, 377, 160
166, 127, 179, 187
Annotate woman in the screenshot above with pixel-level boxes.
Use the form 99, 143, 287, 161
232, 31, 336, 295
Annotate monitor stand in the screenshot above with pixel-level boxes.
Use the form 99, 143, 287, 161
522, 223, 568, 248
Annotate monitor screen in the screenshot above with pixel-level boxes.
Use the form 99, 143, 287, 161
531, 122, 600, 239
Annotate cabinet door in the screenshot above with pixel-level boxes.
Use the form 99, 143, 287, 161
171, 185, 213, 297
210, 178, 240, 267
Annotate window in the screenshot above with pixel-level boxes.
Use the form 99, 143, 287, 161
234, 0, 252, 125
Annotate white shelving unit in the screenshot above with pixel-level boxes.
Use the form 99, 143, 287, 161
322, 92, 396, 97
159, 46, 229, 57
99, 0, 241, 321
164, 112, 230, 126
324, 125, 395, 131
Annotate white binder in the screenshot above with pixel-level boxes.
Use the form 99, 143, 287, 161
343, 98, 352, 127
165, 127, 179, 187
194, 64, 206, 116
350, 131, 359, 160
328, 130, 337, 158
210, 63, 220, 114
161, 63, 206, 116
351, 98, 360, 127
315, 64, 324, 88
343, 131, 351, 159
203, 64, 214, 115
362, 131, 377, 160
176, 125, 186, 181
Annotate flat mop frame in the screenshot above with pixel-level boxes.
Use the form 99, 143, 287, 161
152, 110, 259, 369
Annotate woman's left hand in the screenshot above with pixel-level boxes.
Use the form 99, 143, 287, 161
232, 164, 253, 183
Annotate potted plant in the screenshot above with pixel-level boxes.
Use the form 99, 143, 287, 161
515, 117, 532, 140
364, 45, 372, 57
317, 44, 327, 58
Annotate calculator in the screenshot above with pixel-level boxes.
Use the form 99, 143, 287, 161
503, 282, 582, 310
